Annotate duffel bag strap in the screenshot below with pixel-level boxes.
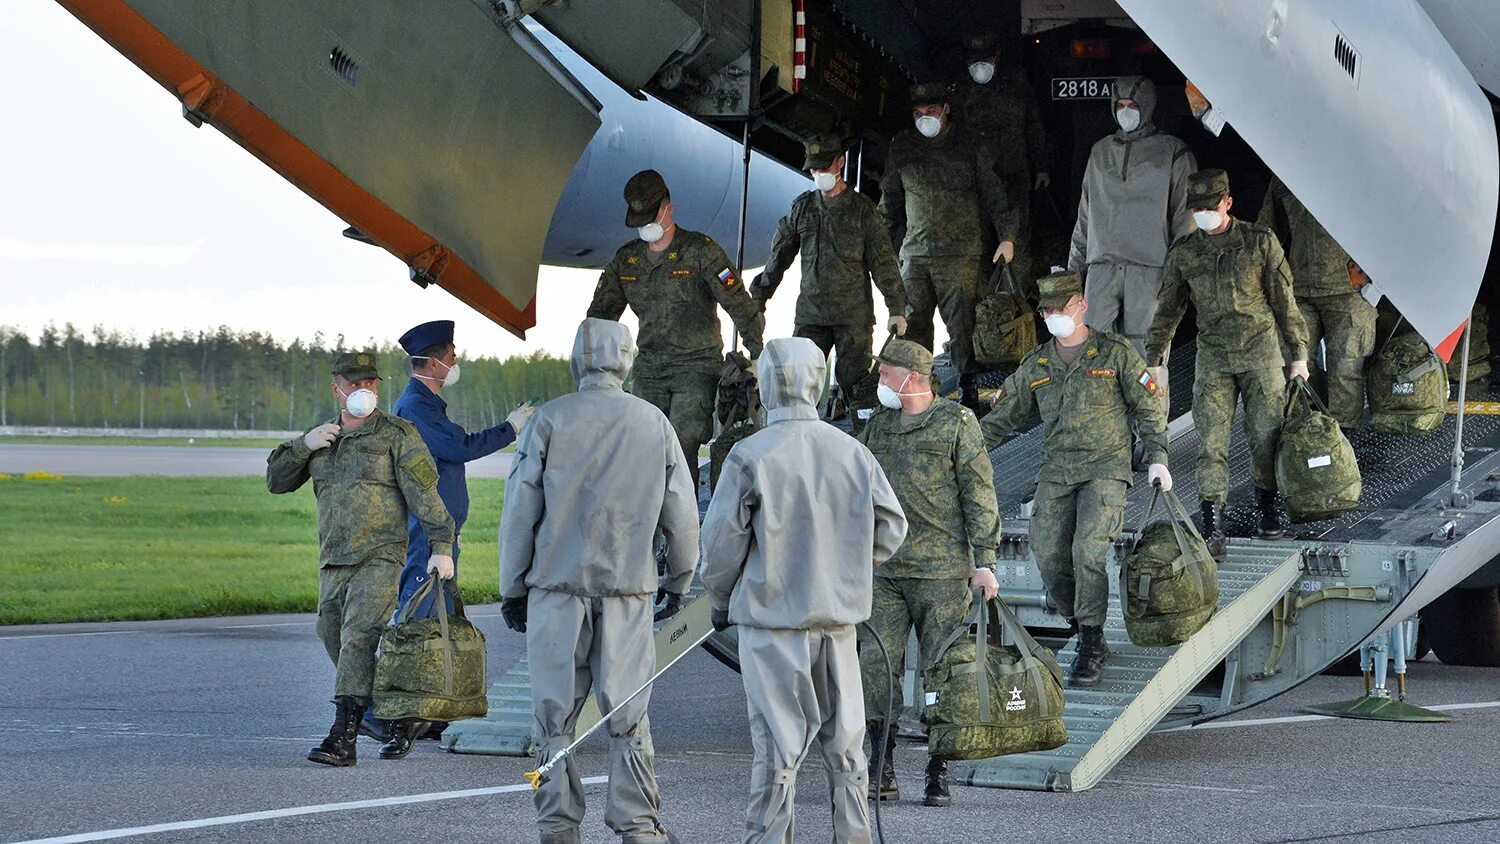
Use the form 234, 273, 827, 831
1399, 355, 1442, 384
975, 591, 992, 723
395, 577, 440, 626
989, 594, 1063, 687
1128, 484, 1168, 556
434, 579, 455, 697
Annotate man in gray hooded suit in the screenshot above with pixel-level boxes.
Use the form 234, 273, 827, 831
1068, 75, 1197, 411
499, 318, 700, 844
702, 336, 908, 844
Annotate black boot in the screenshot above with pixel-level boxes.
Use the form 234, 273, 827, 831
958, 373, 985, 414
866, 723, 899, 801
1067, 626, 1109, 688
1256, 487, 1285, 539
922, 756, 951, 807
1200, 499, 1227, 562
379, 719, 423, 760
308, 696, 364, 767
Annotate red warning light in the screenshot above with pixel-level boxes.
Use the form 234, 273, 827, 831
1070, 39, 1110, 60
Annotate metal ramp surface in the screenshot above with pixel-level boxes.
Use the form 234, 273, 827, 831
955, 545, 1302, 792
442, 590, 717, 756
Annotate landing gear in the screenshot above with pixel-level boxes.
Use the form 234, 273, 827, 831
1304, 620, 1449, 722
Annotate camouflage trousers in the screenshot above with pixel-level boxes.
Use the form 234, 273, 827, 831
1084, 262, 1170, 416
902, 256, 983, 375
796, 322, 876, 412
1299, 293, 1376, 429
858, 577, 972, 724
316, 560, 399, 703
1193, 364, 1287, 502
633, 367, 718, 481
1032, 478, 1128, 628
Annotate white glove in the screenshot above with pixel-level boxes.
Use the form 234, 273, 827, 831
888, 315, 908, 336
1148, 463, 1173, 491
302, 422, 339, 452
1033, 171, 1050, 190
426, 554, 455, 581
971, 566, 1000, 601
993, 241, 1015, 264
505, 402, 537, 434
1287, 360, 1311, 382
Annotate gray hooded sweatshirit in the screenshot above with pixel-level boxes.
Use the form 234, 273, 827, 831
701, 336, 907, 844
499, 318, 698, 844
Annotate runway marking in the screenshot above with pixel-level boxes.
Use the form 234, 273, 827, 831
1158, 699, 1500, 733
8, 777, 609, 844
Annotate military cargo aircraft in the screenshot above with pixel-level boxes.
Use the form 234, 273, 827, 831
53, 0, 1500, 792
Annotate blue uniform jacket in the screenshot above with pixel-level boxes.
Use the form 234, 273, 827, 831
393, 377, 516, 612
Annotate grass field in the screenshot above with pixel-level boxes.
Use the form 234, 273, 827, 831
0, 474, 506, 625
0, 436, 288, 448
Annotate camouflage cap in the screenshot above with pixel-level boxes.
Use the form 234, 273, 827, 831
963, 33, 998, 61
877, 338, 934, 376
1037, 270, 1084, 310
623, 169, 670, 227
910, 81, 950, 106
802, 134, 844, 170
1186, 168, 1231, 209
331, 350, 381, 381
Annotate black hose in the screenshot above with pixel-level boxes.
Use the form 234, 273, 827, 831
859, 620, 895, 844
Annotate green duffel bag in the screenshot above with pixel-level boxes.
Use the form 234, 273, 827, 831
1276, 377, 1361, 523
972, 264, 1036, 371
1122, 487, 1219, 646
710, 350, 762, 491
923, 591, 1067, 761
372, 579, 488, 722
1368, 322, 1447, 434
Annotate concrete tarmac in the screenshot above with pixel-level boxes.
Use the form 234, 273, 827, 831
2, 610, 1499, 844
0, 443, 515, 478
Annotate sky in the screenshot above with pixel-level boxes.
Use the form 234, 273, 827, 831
0, 1, 918, 360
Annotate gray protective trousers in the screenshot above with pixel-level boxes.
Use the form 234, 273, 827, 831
1084, 261, 1171, 415
737, 625, 871, 844
527, 588, 666, 844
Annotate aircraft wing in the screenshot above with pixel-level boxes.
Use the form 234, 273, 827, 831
1116, 0, 1499, 360
55, 0, 602, 338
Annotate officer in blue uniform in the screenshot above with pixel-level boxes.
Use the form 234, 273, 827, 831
364, 319, 537, 757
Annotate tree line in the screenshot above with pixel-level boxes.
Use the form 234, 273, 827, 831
0, 324, 574, 432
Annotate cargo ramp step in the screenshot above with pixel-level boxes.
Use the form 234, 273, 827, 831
955, 545, 1302, 792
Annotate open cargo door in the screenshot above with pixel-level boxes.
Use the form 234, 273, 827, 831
56, 0, 602, 337
1116, 0, 1499, 360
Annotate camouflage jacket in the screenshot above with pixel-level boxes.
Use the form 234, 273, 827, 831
878, 124, 1018, 260
267, 409, 455, 568
858, 398, 1000, 578
587, 228, 764, 373
1256, 176, 1354, 299
959, 67, 1048, 178
753, 188, 906, 327
1146, 218, 1311, 372
981, 330, 1168, 486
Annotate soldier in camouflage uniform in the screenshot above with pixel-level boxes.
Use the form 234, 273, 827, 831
589, 169, 765, 480
1146, 170, 1311, 550
857, 339, 1001, 807
752, 134, 907, 425
959, 32, 1050, 290
879, 82, 1019, 412
266, 351, 456, 767
1257, 175, 1376, 430
980, 272, 1170, 686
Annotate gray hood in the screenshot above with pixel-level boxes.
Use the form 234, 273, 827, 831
569, 317, 635, 389
757, 337, 825, 422
1112, 75, 1158, 137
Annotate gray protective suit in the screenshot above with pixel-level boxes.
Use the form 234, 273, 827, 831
701, 337, 908, 844
1068, 76, 1196, 409
499, 318, 700, 844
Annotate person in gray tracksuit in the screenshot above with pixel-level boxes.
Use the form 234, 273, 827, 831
1068, 75, 1197, 413
499, 318, 701, 844
701, 336, 908, 844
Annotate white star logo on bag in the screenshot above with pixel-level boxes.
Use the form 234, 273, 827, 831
1005, 686, 1027, 712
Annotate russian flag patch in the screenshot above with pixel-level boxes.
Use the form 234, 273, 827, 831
718, 267, 737, 287
1139, 370, 1157, 393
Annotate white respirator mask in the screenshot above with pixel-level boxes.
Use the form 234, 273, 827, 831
876, 372, 920, 410
1044, 313, 1077, 338
637, 222, 665, 243
915, 115, 943, 138
340, 387, 378, 419
812, 170, 839, 192
968, 61, 996, 85
1115, 105, 1141, 132
415, 356, 461, 388
1192, 210, 1225, 232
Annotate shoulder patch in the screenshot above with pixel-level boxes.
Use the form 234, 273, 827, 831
717, 267, 738, 288
1138, 369, 1158, 394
